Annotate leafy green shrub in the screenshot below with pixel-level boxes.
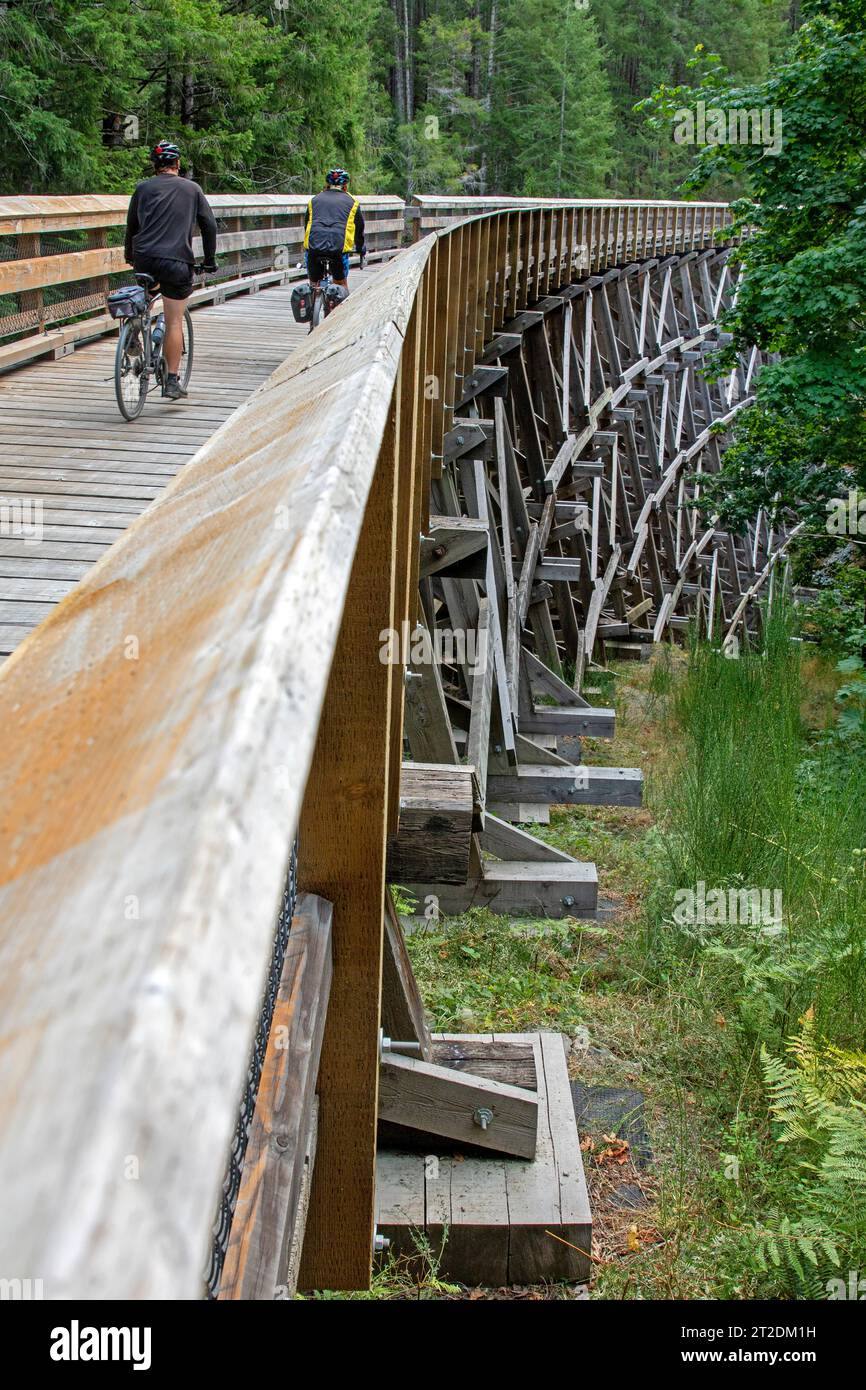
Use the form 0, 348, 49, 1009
800, 564, 866, 660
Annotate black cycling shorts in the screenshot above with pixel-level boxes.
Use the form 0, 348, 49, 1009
134, 254, 194, 301
306, 249, 350, 283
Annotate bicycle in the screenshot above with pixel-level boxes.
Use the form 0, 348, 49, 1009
308, 269, 342, 334
304, 248, 367, 333
111, 271, 196, 421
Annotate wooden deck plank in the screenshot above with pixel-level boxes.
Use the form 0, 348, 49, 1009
0, 265, 383, 658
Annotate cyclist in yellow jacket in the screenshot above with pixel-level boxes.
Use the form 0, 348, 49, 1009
303, 169, 366, 296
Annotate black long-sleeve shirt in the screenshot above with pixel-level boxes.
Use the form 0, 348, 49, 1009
124, 174, 218, 266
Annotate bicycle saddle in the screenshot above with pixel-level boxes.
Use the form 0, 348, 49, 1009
135, 272, 157, 290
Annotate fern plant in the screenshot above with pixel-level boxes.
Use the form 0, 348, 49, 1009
751, 1013, 866, 1295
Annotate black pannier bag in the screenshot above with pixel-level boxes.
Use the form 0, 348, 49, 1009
323, 283, 349, 315
290, 282, 314, 323
106, 285, 148, 320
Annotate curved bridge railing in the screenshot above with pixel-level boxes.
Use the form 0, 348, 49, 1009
0, 197, 778, 1300
0, 193, 405, 369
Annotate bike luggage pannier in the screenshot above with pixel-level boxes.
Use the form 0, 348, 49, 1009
324, 283, 349, 315
107, 285, 147, 320
291, 282, 314, 323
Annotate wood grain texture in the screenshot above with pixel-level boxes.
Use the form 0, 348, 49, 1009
378, 1051, 539, 1159
377, 1032, 591, 1286
0, 263, 387, 658
381, 893, 433, 1060
0, 239, 432, 1300
218, 894, 333, 1301
386, 762, 473, 886
296, 377, 403, 1291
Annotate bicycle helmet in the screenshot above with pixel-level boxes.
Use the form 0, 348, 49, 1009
152, 141, 181, 168
325, 168, 350, 188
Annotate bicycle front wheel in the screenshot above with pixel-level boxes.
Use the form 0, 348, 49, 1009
115, 319, 148, 421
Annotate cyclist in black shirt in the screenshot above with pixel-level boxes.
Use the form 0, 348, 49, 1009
124, 142, 218, 399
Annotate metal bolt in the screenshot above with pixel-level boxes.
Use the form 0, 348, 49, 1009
404, 670, 422, 684
382, 1039, 423, 1056
562, 895, 576, 908
374, 1232, 391, 1254
432, 545, 447, 559
473, 1107, 494, 1131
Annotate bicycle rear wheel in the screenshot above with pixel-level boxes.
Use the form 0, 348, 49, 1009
115, 319, 148, 421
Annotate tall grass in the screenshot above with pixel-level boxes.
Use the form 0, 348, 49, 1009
647, 607, 866, 1048
640, 607, 866, 1294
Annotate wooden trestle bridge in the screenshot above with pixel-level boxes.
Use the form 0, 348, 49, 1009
0, 193, 796, 1299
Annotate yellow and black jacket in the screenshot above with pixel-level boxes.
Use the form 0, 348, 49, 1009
303, 189, 364, 254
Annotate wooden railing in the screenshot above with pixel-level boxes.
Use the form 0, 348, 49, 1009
0, 193, 405, 369
409, 194, 735, 269
0, 199, 740, 1298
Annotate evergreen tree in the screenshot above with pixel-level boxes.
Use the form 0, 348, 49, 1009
0, 0, 788, 198
641, 0, 866, 535
489, 0, 614, 196
593, 0, 789, 195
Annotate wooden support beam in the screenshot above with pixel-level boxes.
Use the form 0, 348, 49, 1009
219, 895, 333, 1301
403, 633, 460, 765
297, 392, 402, 1292
378, 1051, 539, 1159
420, 515, 488, 579
405, 859, 598, 918
519, 705, 616, 739
488, 764, 643, 806
479, 813, 576, 863
467, 596, 494, 810
386, 762, 474, 885
382, 894, 433, 1060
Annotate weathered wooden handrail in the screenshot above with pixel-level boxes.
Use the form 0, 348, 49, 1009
410, 193, 735, 269
0, 193, 405, 369
0, 198, 744, 1298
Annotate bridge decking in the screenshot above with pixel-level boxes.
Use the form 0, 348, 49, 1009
0, 266, 378, 659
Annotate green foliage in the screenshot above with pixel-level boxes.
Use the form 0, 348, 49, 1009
0, 0, 787, 198
389, 884, 419, 915
598, 0, 787, 197
640, 2, 866, 536
800, 564, 866, 660
649, 609, 866, 1052
406, 907, 590, 1032
309, 1228, 461, 1299
629, 615, 866, 1296
746, 1016, 866, 1294
488, 0, 613, 196
0, 0, 382, 194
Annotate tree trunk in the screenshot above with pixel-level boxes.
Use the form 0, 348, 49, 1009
403, 0, 414, 122
480, 0, 498, 194
469, 2, 482, 100
392, 0, 406, 123
556, 30, 569, 198
181, 72, 194, 127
